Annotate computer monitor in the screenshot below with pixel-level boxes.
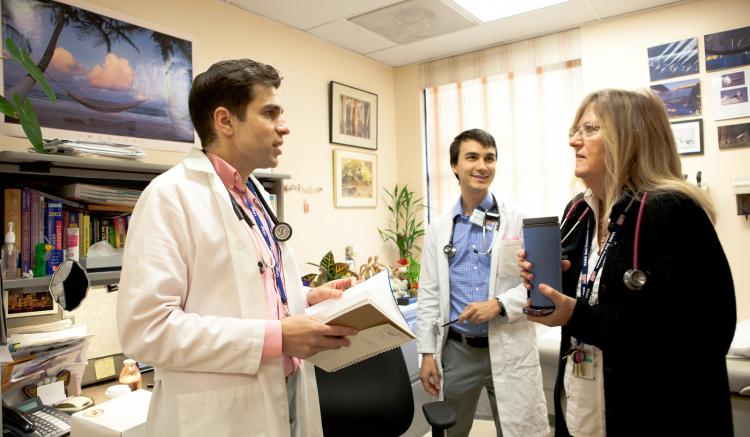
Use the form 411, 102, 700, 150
0, 0, 195, 152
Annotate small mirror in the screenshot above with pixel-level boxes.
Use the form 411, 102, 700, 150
49, 260, 90, 312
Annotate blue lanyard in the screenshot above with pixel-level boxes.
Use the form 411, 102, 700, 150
241, 189, 287, 307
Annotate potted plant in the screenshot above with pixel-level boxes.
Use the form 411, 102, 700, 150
378, 184, 425, 264
301, 250, 358, 287
1, 38, 57, 153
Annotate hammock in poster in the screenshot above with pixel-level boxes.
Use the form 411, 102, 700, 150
65, 90, 146, 113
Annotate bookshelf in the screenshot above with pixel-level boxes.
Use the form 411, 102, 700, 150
0, 150, 290, 385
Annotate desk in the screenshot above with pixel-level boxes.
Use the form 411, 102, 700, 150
80, 371, 154, 406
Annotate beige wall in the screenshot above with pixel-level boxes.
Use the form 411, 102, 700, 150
0, 0, 400, 271
394, 0, 750, 318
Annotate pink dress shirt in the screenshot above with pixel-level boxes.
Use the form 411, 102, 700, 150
207, 153, 299, 376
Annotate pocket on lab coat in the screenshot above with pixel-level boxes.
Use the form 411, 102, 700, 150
497, 239, 523, 278
176, 382, 266, 436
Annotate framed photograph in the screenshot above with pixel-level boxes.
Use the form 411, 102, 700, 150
647, 38, 699, 81
705, 25, 750, 72
650, 78, 701, 118
1, 0, 194, 152
329, 81, 378, 149
712, 69, 750, 120
671, 119, 703, 155
4, 289, 58, 319
333, 148, 377, 208
718, 122, 750, 150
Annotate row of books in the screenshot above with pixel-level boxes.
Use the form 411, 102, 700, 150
2, 186, 135, 277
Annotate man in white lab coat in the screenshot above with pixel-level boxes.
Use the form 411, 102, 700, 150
416, 129, 548, 437
117, 59, 357, 437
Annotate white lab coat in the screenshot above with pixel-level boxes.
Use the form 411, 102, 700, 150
117, 148, 322, 437
415, 197, 549, 437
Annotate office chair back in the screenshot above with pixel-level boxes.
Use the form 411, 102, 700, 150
315, 347, 414, 437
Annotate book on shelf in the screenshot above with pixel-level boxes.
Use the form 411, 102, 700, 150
304, 270, 415, 372
59, 183, 141, 206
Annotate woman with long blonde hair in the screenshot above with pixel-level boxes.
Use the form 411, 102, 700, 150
521, 89, 735, 436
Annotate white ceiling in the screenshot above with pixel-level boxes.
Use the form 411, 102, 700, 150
223, 0, 685, 67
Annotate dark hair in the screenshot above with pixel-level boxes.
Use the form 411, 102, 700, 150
449, 129, 497, 179
188, 59, 282, 146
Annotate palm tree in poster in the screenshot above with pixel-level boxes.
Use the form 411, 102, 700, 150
149, 30, 192, 130
5, 0, 141, 104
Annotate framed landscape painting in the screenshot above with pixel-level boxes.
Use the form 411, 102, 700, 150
333, 148, 377, 208
329, 81, 378, 150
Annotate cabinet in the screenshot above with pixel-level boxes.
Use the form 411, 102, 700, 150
0, 150, 289, 384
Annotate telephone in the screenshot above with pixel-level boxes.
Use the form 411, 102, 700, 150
2, 397, 71, 437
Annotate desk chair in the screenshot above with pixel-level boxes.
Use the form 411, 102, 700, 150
315, 346, 456, 436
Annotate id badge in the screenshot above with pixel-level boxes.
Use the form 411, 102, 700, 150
469, 209, 485, 227
576, 344, 596, 381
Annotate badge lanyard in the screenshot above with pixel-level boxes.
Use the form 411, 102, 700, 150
242, 191, 289, 316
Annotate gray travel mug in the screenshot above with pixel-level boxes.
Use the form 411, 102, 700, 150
522, 216, 561, 315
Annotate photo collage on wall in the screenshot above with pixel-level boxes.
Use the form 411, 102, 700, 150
647, 25, 750, 154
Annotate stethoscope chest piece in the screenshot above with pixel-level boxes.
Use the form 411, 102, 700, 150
623, 268, 647, 291
273, 222, 293, 242
443, 244, 457, 258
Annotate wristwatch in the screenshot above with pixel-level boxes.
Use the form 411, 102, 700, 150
495, 296, 506, 317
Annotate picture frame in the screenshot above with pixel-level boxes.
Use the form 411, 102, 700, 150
712, 69, 750, 120
651, 78, 701, 118
647, 38, 699, 82
718, 122, 750, 150
4, 289, 58, 319
671, 119, 703, 155
333, 148, 377, 208
705, 25, 750, 72
329, 81, 378, 150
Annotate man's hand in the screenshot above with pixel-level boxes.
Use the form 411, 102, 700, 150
419, 354, 441, 396
307, 277, 356, 306
281, 315, 357, 359
525, 284, 576, 327
459, 299, 502, 324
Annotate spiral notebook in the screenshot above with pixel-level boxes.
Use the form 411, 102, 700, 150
304, 270, 415, 372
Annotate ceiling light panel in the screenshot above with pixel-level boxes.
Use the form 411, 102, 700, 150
452, 0, 571, 22
350, 0, 478, 45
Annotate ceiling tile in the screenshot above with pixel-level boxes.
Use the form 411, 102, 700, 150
367, 45, 425, 67
224, 0, 338, 30
309, 19, 396, 54
485, 0, 597, 41
404, 24, 503, 59
586, 0, 683, 19
306, 0, 404, 18
350, 0, 478, 45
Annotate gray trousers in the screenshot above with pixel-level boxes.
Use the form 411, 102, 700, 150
442, 337, 503, 437
286, 372, 298, 436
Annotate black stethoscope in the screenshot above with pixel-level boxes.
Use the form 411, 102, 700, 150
443, 196, 500, 258
228, 179, 293, 242
563, 192, 649, 291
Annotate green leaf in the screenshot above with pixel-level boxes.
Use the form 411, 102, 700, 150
18, 46, 56, 103
301, 273, 317, 284
18, 98, 43, 152
319, 251, 335, 278
0, 95, 17, 118
335, 263, 351, 278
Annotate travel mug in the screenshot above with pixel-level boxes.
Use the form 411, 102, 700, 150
522, 216, 561, 314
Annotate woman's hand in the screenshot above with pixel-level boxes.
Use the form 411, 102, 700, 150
525, 284, 576, 326
307, 277, 356, 306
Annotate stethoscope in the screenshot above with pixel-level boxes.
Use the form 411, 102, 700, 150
443, 196, 500, 258
563, 192, 649, 292
228, 179, 293, 242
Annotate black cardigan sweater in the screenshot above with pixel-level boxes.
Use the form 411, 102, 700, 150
553, 191, 736, 437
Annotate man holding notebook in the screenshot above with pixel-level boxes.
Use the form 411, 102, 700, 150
416, 129, 548, 437
117, 59, 356, 437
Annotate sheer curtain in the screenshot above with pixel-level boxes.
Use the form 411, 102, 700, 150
422, 30, 584, 221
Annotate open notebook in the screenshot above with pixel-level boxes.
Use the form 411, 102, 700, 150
304, 270, 415, 372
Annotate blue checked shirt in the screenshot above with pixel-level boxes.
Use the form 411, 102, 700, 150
448, 193, 496, 337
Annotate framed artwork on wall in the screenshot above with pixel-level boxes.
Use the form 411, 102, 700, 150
329, 81, 378, 150
647, 38, 699, 81
705, 25, 750, 72
0, 0, 195, 152
4, 289, 58, 319
718, 122, 750, 150
712, 69, 750, 120
671, 119, 703, 155
333, 148, 377, 208
651, 78, 701, 118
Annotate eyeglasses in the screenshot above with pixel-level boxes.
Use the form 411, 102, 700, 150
568, 122, 601, 139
